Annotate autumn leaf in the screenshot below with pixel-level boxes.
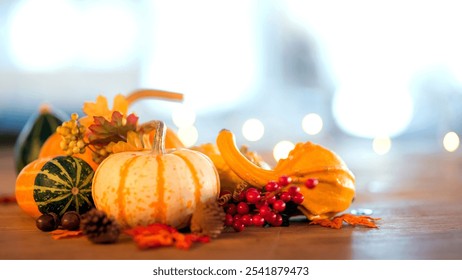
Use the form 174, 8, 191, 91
111, 130, 152, 153
50, 230, 84, 240
112, 94, 129, 117
80, 94, 129, 128
309, 214, 380, 229
124, 223, 210, 250
87, 111, 139, 146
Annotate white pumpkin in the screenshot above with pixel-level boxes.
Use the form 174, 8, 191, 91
92, 121, 220, 229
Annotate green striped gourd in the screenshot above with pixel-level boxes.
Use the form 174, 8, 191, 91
14, 104, 66, 174
33, 156, 95, 217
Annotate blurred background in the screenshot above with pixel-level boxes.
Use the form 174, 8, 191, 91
1, 0, 462, 166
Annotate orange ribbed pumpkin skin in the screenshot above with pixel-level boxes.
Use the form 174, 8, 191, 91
15, 157, 52, 218
92, 149, 220, 229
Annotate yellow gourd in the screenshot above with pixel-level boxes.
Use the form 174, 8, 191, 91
92, 121, 220, 229
192, 143, 270, 194
216, 129, 356, 220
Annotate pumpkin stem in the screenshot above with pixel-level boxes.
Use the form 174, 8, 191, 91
125, 89, 184, 107
151, 121, 167, 155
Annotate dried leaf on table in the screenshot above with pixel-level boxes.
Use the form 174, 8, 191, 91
50, 229, 84, 240
125, 223, 210, 250
310, 214, 380, 229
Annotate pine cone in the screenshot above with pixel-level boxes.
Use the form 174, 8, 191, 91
80, 208, 120, 244
190, 199, 226, 238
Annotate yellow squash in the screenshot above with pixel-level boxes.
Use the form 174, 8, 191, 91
216, 129, 356, 220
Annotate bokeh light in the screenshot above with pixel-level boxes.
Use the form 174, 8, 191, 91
172, 105, 196, 128
242, 118, 265, 142
333, 84, 414, 139
443, 131, 459, 152
372, 136, 392, 155
273, 140, 295, 162
302, 113, 323, 135
177, 125, 199, 147
7, 0, 78, 71
7, 0, 138, 71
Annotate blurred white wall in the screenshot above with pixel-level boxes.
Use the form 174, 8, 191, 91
1, 0, 462, 158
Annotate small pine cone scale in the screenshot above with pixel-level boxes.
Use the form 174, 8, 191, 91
190, 199, 226, 238
80, 208, 121, 244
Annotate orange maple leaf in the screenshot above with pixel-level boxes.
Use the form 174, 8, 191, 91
80, 94, 129, 128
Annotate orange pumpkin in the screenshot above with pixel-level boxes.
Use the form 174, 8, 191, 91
92, 121, 220, 229
15, 157, 52, 218
37, 132, 61, 158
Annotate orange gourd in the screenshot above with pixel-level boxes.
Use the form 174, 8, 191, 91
216, 129, 356, 220
38, 132, 61, 158
39, 133, 98, 170
15, 157, 52, 218
92, 121, 220, 229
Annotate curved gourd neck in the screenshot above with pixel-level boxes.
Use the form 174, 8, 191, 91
125, 89, 184, 107
217, 129, 274, 187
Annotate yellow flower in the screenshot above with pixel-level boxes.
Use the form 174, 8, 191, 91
80, 94, 129, 128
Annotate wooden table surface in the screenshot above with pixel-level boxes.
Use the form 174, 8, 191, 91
1, 143, 462, 260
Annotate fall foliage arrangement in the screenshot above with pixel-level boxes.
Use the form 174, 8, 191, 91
12, 89, 379, 250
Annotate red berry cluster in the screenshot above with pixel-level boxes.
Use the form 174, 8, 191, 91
223, 175, 313, 232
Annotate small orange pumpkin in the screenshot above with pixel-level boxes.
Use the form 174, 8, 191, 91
92, 121, 220, 229
15, 157, 52, 218
37, 132, 61, 158
38, 133, 98, 170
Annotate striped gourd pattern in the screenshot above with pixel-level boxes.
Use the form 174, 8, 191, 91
14, 112, 63, 174
15, 158, 49, 218
34, 156, 95, 217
